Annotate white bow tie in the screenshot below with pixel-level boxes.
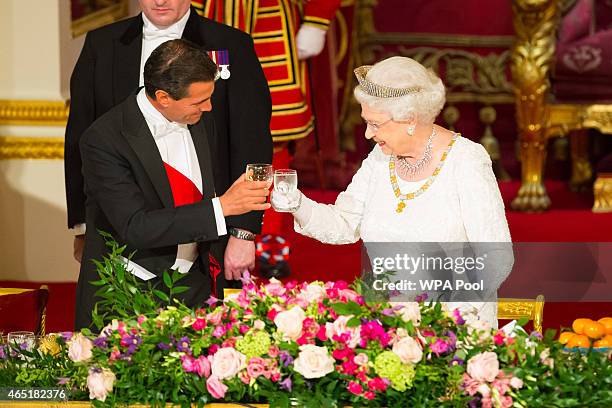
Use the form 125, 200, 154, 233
151, 121, 187, 139
143, 25, 182, 41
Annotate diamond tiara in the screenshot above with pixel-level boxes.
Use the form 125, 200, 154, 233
354, 65, 422, 98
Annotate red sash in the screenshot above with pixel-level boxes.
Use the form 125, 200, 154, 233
163, 163, 222, 295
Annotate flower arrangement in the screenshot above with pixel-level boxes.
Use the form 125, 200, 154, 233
1, 240, 612, 407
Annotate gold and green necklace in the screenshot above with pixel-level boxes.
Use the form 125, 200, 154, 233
390, 133, 459, 213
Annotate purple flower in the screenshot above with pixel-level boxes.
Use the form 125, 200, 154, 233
445, 331, 457, 350
205, 296, 219, 307
449, 356, 464, 366
120, 334, 142, 354
60, 332, 73, 341
453, 308, 465, 325
279, 351, 294, 367
382, 308, 395, 316
19, 342, 29, 351
0, 345, 6, 359
468, 396, 481, 408
415, 293, 428, 303
93, 337, 108, 349
57, 377, 70, 385
279, 377, 293, 392
530, 331, 543, 340
176, 336, 191, 353
157, 342, 171, 350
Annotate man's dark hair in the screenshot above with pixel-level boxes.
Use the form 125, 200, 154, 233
144, 39, 218, 100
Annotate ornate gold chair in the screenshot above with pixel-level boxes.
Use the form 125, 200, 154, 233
498, 295, 545, 334
0, 285, 49, 336
511, 0, 612, 211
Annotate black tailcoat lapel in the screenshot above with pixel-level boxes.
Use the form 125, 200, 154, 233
114, 16, 144, 105
121, 96, 174, 209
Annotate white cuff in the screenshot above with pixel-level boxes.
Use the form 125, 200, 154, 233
293, 193, 314, 229
72, 223, 86, 235
212, 197, 227, 236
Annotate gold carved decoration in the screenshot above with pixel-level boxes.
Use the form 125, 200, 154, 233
0, 136, 64, 160
384, 47, 514, 104
593, 175, 612, 213
363, 33, 514, 48
498, 295, 545, 334
510, 0, 560, 212
71, 0, 129, 38
0, 100, 69, 126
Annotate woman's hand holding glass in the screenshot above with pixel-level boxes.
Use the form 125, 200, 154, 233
271, 169, 302, 213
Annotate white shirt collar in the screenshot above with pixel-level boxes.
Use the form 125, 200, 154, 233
142, 8, 190, 38
136, 88, 187, 139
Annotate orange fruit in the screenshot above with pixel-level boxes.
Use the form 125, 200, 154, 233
583, 321, 606, 339
559, 331, 576, 345
572, 318, 593, 335
597, 317, 612, 335
566, 334, 590, 349
593, 335, 612, 349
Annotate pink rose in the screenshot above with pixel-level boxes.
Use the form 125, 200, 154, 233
210, 347, 246, 380
467, 352, 499, 382
348, 381, 363, 395
207, 310, 223, 325
392, 336, 423, 364
238, 370, 251, 384
364, 391, 376, 400
87, 368, 115, 402
274, 306, 306, 341
182, 355, 196, 373
293, 344, 335, 379
206, 376, 228, 399
192, 318, 207, 331
268, 345, 280, 358
213, 325, 227, 338
247, 357, 266, 379
194, 355, 211, 378
265, 278, 286, 296
68, 333, 93, 362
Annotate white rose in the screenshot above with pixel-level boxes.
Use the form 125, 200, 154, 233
293, 344, 335, 379
393, 302, 421, 325
325, 315, 361, 348
87, 368, 115, 402
392, 336, 423, 364
510, 377, 524, 389
299, 283, 327, 303
274, 306, 306, 341
467, 351, 499, 383
210, 347, 246, 380
68, 333, 93, 362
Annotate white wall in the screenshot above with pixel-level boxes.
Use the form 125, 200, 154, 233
0, 0, 141, 282
0, 0, 82, 282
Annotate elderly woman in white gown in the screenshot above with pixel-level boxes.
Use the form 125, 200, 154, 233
272, 56, 512, 327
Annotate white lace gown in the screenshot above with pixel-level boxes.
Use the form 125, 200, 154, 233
293, 136, 512, 326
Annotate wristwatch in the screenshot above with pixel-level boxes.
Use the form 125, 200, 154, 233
228, 227, 256, 241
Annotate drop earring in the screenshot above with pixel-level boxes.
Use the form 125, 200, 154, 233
406, 125, 415, 137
